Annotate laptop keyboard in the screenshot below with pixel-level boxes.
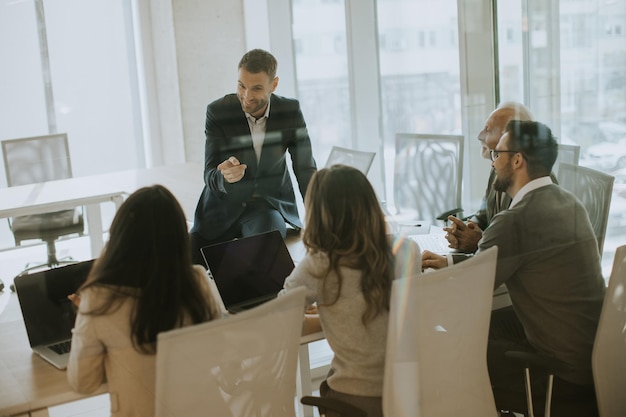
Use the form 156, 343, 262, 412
48, 340, 71, 354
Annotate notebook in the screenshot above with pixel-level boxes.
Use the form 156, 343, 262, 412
201, 230, 295, 313
410, 233, 452, 254
14, 260, 94, 370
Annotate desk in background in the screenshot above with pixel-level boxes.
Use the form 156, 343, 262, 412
0, 163, 204, 259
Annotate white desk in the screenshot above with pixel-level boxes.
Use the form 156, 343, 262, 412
0, 163, 205, 258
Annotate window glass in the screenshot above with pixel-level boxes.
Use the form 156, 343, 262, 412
0, 0, 48, 151
377, 0, 461, 137
497, 0, 626, 274
0, 0, 143, 179
377, 0, 462, 207
291, 0, 351, 166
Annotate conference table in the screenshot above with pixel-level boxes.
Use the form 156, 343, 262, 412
0, 163, 509, 417
0, 161, 321, 417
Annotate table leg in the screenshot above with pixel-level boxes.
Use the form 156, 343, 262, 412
84, 203, 104, 258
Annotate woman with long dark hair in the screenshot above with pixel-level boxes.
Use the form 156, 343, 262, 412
68, 185, 223, 417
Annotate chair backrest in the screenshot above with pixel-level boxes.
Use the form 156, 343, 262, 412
557, 162, 614, 253
155, 287, 306, 417
383, 246, 499, 417
556, 143, 581, 167
393, 133, 464, 225
592, 244, 626, 417
324, 145, 376, 174
1, 133, 72, 187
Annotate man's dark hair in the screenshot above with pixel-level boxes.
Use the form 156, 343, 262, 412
505, 120, 558, 178
238, 49, 278, 79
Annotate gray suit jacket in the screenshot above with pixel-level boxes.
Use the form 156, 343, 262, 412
479, 183, 605, 385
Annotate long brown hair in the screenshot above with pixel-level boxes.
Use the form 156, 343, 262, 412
302, 165, 393, 324
78, 185, 215, 353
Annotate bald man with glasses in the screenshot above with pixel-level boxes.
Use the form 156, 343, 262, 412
444, 102, 534, 253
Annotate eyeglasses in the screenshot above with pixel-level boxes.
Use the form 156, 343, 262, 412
490, 149, 518, 162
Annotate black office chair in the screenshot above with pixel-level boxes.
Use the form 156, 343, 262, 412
1, 133, 85, 275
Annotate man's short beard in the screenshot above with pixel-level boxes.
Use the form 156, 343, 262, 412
493, 174, 510, 193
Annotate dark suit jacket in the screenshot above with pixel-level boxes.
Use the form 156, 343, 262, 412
190, 93, 317, 240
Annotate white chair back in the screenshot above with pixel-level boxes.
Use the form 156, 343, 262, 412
155, 287, 306, 417
384, 246, 499, 417
592, 244, 626, 417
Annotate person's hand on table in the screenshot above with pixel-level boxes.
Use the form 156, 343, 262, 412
422, 250, 449, 271
303, 313, 322, 335
218, 156, 247, 183
301, 303, 321, 335
443, 215, 483, 253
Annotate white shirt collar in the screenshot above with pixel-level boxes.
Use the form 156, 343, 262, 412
509, 176, 553, 208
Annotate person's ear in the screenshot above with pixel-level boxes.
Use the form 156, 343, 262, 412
272, 76, 279, 92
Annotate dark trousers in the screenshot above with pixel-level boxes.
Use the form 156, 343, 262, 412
319, 379, 383, 417
488, 307, 598, 417
189, 199, 288, 266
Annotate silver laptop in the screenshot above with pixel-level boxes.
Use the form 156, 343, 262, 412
201, 230, 295, 313
14, 260, 94, 369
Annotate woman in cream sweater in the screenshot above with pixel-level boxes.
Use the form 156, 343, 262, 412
67, 185, 224, 417
280, 165, 421, 417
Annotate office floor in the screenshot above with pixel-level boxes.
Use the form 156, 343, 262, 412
0, 224, 329, 417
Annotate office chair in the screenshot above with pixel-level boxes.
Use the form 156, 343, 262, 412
556, 144, 580, 167
324, 146, 376, 175
1, 134, 84, 274
155, 287, 306, 417
592, 244, 626, 417
301, 247, 499, 417
557, 163, 614, 253
392, 133, 464, 227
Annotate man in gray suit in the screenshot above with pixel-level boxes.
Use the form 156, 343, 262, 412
189, 49, 317, 265
423, 121, 605, 415
444, 102, 533, 253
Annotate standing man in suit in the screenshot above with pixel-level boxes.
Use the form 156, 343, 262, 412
423, 121, 605, 415
190, 49, 317, 265
445, 102, 533, 253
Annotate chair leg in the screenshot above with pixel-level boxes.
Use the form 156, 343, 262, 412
46, 240, 59, 266
523, 366, 555, 417
544, 374, 554, 417
523, 367, 535, 417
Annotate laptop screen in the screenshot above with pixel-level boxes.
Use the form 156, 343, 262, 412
200, 230, 295, 310
14, 260, 94, 347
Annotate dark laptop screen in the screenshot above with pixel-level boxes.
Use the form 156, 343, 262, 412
200, 230, 295, 309
14, 260, 94, 347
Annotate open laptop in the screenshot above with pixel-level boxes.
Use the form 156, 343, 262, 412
201, 230, 295, 313
13, 260, 94, 370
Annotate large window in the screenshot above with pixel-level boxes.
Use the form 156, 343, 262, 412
0, 0, 144, 184
287, 0, 626, 271
292, 0, 351, 166
496, 0, 626, 272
